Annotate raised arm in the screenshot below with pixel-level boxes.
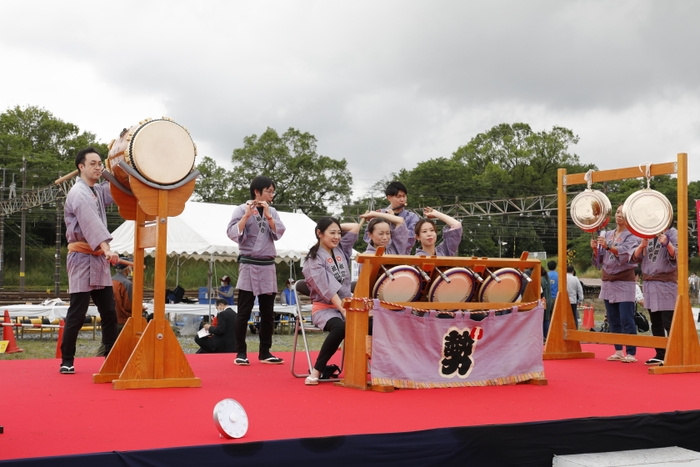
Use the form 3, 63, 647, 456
423, 207, 460, 229
340, 222, 362, 235
360, 210, 404, 226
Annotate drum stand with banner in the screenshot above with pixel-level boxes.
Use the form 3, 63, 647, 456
92, 117, 202, 389
544, 153, 700, 375
342, 250, 545, 391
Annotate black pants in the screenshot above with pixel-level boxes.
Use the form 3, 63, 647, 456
314, 317, 345, 373
96, 322, 124, 357
650, 310, 673, 359
61, 288, 118, 364
195, 335, 218, 353
235, 290, 275, 357
570, 303, 579, 329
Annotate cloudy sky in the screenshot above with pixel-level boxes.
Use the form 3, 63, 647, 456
2, 0, 699, 198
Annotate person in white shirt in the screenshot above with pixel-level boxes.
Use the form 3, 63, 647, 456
566, 266, 584, 329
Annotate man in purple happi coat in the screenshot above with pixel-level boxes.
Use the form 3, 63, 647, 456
60, 147, 120, 374
227, 176, 286, 365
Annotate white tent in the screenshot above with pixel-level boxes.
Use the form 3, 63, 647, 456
110, 201, 319, 263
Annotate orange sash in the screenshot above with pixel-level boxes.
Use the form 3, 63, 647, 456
67, 241, 103, 255
311, 302, 337, 314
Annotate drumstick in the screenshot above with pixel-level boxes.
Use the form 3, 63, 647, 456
485, 269, 502, 283
414, 266, 431, 283
465, 267, 484, 283
435, 268, 451, 284
54, 169, 79, 185
380, 264, 395, 281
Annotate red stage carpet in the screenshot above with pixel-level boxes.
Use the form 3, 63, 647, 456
1, 344, 700, 465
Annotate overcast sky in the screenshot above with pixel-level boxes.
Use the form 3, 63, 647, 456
2, 0, 699, 198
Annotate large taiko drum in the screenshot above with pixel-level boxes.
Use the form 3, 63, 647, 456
477, 268, 523, 303
107, 118, 197, 188
372, 266, 423, 303
428, 267, 476, 303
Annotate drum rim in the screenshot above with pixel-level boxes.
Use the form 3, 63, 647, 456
477, 268, 523, 303
428, 267, 475, 302
126, 118, 196, 185
372, 265, 423, 302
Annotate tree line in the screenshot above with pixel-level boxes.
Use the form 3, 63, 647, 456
1, 104, 699, 277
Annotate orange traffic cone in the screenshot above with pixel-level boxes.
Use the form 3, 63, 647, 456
2, 309, 23, 354
55, 319, 65, 359
582, 306, 595, 330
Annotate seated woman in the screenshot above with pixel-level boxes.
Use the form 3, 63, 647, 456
414, 207, 462, 257
364, 211, 411, 255
302, 217, 360, 386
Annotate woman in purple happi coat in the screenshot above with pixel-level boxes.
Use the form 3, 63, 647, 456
631, 227, 678, 366
414, 207, 463, 257
591, 205, 640, 363
302, 217, 361, 385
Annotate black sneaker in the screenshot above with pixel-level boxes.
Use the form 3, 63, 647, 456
59, 365, 75, 374
260, 355, 284, 364
234, 356, 250, 366
645, 358, 664, 366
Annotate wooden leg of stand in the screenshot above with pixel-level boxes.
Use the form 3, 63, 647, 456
339, 297, 370, 390
112, 318, 199, 389
95, 189, 200, 389
543, 292, 595, 360
649, 294, 700, 374
93, 317, 147, 383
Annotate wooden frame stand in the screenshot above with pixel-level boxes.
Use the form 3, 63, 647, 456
342, 251, 543, 390
544, 153, 700, 374
93, 179, 201, 389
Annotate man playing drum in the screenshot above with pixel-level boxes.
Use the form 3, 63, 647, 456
60, 147, 120, 374
227, 176, 286, 366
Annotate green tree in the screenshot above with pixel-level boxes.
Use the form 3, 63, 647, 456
0, 105, 105, 187
229, 127, 353, 218
452, 123, 593, 198
397, 158, 473, 207
0, 105, 110, 251
192, 156, 236, 203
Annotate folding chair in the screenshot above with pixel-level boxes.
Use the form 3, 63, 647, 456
290, 280, 344, 382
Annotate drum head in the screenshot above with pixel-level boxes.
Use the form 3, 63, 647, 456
478, 268, 523, 303
428, 268, 475, 302
372, 266, 422, 302
129, 119, 196, 185
622, 189, 673, 239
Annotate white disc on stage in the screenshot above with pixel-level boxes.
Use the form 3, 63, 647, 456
213, 398, 249, 439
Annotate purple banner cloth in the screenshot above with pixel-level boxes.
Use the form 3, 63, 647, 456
370, 301, 545, 388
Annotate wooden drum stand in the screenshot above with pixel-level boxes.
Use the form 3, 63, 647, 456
342, 250, 543, 391
92, 122, 202, 389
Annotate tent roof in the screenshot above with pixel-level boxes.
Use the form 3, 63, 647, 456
110, 201, 319, 263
